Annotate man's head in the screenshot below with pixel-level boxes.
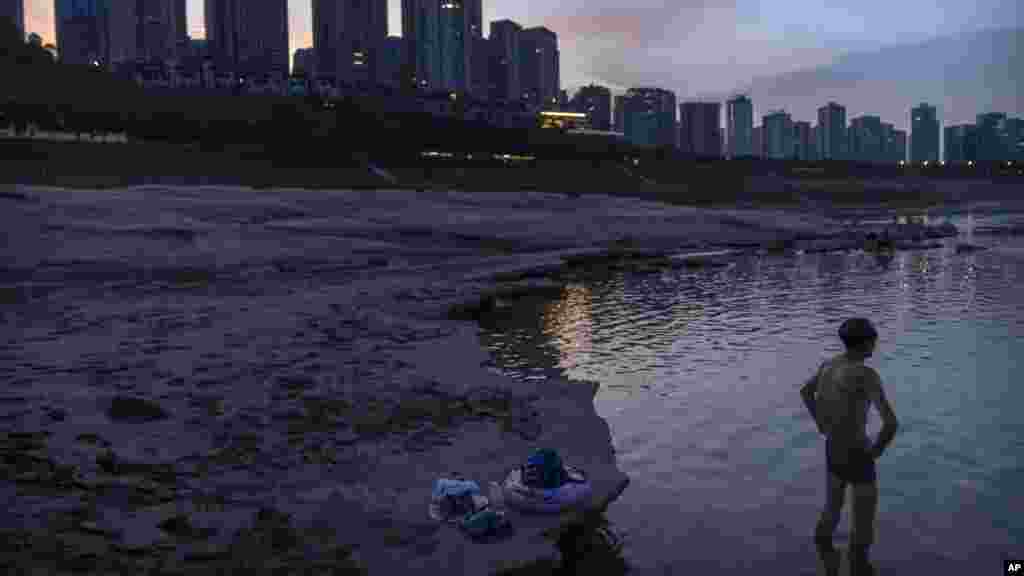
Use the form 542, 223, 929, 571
839, 318, 878, 357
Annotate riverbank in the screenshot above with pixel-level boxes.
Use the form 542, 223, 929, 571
0, 184, 962, 574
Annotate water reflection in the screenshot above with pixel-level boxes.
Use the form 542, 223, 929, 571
480, 229, 1024, 575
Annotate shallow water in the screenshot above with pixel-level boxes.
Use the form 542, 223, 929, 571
480, 214, 1024, 575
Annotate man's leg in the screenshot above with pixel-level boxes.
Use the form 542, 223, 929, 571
815, 471, 846, 575
850, 482, 878, 575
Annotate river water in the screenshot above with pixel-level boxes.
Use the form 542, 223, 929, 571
479, 212, 1024, 575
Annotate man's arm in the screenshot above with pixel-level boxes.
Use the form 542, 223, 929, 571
863, 367, 900, 459
800, 364, 825, 435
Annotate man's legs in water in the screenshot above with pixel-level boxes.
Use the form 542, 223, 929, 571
850, 482, 878, 574
815, 472, 845, 575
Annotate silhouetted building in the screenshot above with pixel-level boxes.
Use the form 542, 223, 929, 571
1007, 118, 1024, 161
293, 47, 314, 76
207, 0, 289, 82
944, 124, 976, 164
763, 110, 793, 160
463, 0, 481, 38
1, 0, 23, 39
793, 121, 814, 161
613, 94, 625, 132
849, 115, 884, 163
817, 102, 847, 160
377, 36, 404, 89
910, 103, 939, 163
620, 87, 676, 148
975, 112, 1012, 162
488, 20, 521, 102
519, 26, 559, 110
403, 0, 471, 93
751, 125, 763, 158
679, 101, 722, 157
570, 84, 612, 131
313, 0, 387, 90
55, 0, 109, 65
889, 129, 907, 163
469, 35, 490, 98
727, 94, 753, 158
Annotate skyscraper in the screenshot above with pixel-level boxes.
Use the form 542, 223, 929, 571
613, 94, 625, 132
620, 87, 676, 148
793, 121, 813, 161
402, 0, 472, 93
207, 0, 289, 80
463, 0, 482, 39
1007, 118, 1024, 161
817, 102, 847, 160
293, 47, 315, 76
751, 125, 763, 158
437, 0, 471, 92
313, 0, 388, 89
762, 110, 793, 160
910, 103, 939, 163
570, 84, 612, 131
488, 20, 520, 103
944, 124, 977, 164
849, 115, 883, 163
519, 26, 559, 110
975, 112, 1009, 162
888, 129, 907, 163
55, 0, 109, 65
1, 0, 23, 38
469, 35, 489, 98
726, 95, 753, 158
377, 35, 404, 88
679, 102, 722, 157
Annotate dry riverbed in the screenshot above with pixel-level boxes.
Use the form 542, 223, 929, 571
0, 185, 957, 574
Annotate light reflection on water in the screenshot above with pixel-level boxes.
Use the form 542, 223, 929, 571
479, 228, 1024, 575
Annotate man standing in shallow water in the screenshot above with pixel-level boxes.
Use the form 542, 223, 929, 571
800, 318, 900, 576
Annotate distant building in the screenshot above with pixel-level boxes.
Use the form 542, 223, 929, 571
377, 36, 404, 89
293, 48, 314, 76
463, 0, 482, 39
314, 0, 388, 90
751, 125, 763, 158
570, 84, 612, 132
944, 125, 977, 164
817, 102, 847, 160
910, 103, 940, 163
679, 102, 722, 157
207, 0, 289, 83
1007, 118, 1024, 161
727, 95, 753, 158
613, 94, 626, 133
975, 112, 1012, 162
55, 0, 108, 66
763, 111, 793, 160
519, 26, 559, 110
1, 0, 24, 39
849, 115, 884, 163
890, 129, 907, 163
620, 87, 677, 148
488, 20, 521, 103
469, 35, 490, 99
793, 121, 813, 161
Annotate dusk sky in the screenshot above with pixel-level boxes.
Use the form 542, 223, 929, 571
24, 0, 1022, 121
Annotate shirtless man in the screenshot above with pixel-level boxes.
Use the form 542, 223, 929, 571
800, 318, 900, 576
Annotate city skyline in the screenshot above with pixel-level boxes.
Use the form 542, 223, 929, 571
16, 2, 1021, 135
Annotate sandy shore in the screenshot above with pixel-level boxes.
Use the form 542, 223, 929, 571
0, 185, 955, 574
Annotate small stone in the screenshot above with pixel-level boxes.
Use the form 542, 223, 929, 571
106, 396, 169, 423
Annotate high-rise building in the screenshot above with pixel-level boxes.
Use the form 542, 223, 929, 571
55, 0, 109, 65
910, 103, 939, 163
793, 121, 813, 161
817, 102, 847, 160
620, 87, 676, 148
751, 125, 763, 158
293, 47, 314, 76
763, 110, 793, 160
519, 26, 559, 110
377, 35, 404, 89
1, 0, 24, 39
403, 0, 471, 93
463, 0, 482, 39
207, 0, 289, 81
889, 129, 907, 163
570, 84, 612, 131
1007, 118, 1024, 161
726, 95, 753, 158
613, 94, 626, 132
469, 35, 489, 98
679, 102, 722, 157
849, 115, 884, 163
944, 124, 977, 164
313, 0, 388, 89
975, 112, 1010, 162
488, 20, 521, 103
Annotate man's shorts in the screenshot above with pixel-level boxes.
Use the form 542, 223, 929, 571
826, 437, 877, 485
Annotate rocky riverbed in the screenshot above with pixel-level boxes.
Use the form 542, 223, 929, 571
0, 184, 960, 574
